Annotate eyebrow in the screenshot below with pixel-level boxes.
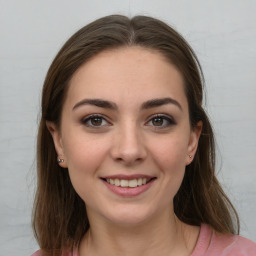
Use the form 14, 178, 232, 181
141, 98, 182, 111
73, 99, 118, 110
72, 97, 182, 111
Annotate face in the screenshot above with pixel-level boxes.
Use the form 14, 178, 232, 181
48, 47, 201, 226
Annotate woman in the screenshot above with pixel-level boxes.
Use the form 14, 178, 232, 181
31, 15, 256, 255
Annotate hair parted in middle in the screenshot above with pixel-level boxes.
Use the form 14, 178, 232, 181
33, 14, 239, 254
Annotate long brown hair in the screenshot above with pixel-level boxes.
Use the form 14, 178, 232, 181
33, 15, 240, 255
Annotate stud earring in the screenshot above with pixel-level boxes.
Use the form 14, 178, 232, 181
189, 155, 192, 159
57, 157, 64, 163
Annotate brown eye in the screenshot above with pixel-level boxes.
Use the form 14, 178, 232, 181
81, 115, 109, 128
152, 117, 164, 126
146, 114, 176, 128
91, 117, 103, 126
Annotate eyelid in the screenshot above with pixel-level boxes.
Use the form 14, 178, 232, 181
80, 113, 176, 129
145, 114, 176, 128
81, 114, 111, 127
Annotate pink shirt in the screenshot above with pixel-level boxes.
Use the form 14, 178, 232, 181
191, 224, 256, 255
31, 224, 256, 256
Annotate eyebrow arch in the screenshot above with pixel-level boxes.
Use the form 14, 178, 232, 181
73, 99, 118, 110
72, 97, 182, 111
141, 97, 182, 111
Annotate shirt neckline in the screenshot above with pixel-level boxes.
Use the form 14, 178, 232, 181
73, 223, 213, 256
190, 223, 213, 256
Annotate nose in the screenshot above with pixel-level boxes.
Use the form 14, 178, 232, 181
110, 123, 147, 165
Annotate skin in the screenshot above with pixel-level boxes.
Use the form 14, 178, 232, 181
47, 46, 202, 256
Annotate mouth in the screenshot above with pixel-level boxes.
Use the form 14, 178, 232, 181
101, 176, 157, 188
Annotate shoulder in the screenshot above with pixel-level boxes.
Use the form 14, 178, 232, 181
30, 250, 41, 256
211, 231, 256, 255
191, 224, 256, 256
30, 249, 78, 256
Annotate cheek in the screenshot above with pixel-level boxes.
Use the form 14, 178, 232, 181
62, 134, 109, 196
149, 133, 189, 194
151, 132, 189, 168
63, 131, 108, 168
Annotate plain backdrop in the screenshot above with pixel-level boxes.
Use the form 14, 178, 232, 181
0, 0, 255, 255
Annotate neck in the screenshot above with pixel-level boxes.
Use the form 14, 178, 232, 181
79, 207, 199, 256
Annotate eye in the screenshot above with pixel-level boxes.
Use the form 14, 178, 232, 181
146, 114, 176, 128
81, 114, 110, 128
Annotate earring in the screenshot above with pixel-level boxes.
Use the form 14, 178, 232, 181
189, 155, 192, 159
57, 157, 64, 163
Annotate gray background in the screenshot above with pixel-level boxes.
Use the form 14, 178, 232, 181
0, 0, 255, 255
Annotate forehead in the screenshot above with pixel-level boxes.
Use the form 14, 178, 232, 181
66, 46, 188, 110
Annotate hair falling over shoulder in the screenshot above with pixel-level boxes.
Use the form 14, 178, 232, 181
32, 14, 240, 255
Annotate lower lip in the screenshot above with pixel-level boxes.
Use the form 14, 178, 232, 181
102, 179, 155, 197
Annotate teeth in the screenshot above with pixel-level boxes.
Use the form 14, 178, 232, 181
105, 178, 152, 187
120, 180, 129, 187
114, 179, 120, 186
129, 179, 137, 188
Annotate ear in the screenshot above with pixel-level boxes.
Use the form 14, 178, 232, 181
46, 121, 68, 168
186, 121, 202, 165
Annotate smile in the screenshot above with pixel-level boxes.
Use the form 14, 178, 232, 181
101, 175, 156, 197
105, 178, 149, 188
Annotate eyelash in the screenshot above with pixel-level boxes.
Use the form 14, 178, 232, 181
81, 114, 176, 129
81, 114, 111, 128
145, 114, 176, 129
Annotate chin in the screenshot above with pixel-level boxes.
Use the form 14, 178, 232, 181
102, 204, 160, 227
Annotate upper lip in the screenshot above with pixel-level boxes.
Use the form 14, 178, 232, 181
101, 174, 156, 180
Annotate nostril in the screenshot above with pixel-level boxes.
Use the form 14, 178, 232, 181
110, 135, 147, 164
